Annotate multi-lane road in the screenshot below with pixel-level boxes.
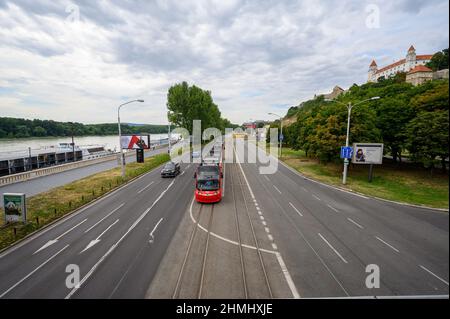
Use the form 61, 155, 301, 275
0, 139, 448, 298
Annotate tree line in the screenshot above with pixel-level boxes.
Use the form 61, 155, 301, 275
279, 76, 449, 172
166, 81, 239, 134
0, 117, 168, 138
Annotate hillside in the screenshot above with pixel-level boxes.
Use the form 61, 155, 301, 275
281, 77, 449, 170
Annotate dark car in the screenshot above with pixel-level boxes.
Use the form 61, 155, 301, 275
161, 162, 180, 178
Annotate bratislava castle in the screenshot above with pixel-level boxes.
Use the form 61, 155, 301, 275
368, 46, 433, 82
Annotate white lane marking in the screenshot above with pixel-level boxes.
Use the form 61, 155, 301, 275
347, 217, 364, 229
149, 218, 164, 243
1, 245, 69, 298
264, 175, 270, 181
0, 161, 169, 260
84, 203, 124, 233
271, 243, 278, 250
268, 234, 274, 241
264, 227, 270, 233
257, 211, 262, 216
138, 181, 155, 194
262, 221, 267, 226
81, 219, 119, 253
256, 206, 261, 211
419, 265, 449, 286
318, 233, 348, 264
375, 236, 399, 253
66, 180, 175, 299
34, 219, 87, 254
312, 194, 321, 201
273, 185, 282, 194
275, 252, 301, 299
234, 144, 300, 299
180, 170, 185, 176
289, 202, 303, 217
327, 204, 339, 213
259, 215, 264, 220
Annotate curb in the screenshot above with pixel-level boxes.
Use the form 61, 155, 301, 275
0, 158, 169, 256
278, 159, 449, 213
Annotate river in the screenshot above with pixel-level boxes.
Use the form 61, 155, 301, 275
0, 134, 171, 158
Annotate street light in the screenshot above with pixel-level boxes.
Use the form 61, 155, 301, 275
118, 99, 144, 178
324, 96, 380, 184
268, 112, 283, 158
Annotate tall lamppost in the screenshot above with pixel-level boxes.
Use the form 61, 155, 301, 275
324, 96, 380, 184
118, 99, 144, 178
268, 112, 283, 158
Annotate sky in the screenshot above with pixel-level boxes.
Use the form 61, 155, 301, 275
0, 0, 448, 125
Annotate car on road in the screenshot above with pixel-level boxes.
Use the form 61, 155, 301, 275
161, 161, 180, 177
191, 151, 201, 159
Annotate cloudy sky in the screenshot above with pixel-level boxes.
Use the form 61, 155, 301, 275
0, 0, 448, 125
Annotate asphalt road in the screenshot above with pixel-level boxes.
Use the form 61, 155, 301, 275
0, 147, 167, 206
0, 139, 447, 298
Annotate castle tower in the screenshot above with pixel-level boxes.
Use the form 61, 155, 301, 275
368, 60, 378, 82
406, 45, 416, 72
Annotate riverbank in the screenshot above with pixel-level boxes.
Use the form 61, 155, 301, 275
279, 147, 449, 209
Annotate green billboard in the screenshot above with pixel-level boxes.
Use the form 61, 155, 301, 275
3, 193, 27, 223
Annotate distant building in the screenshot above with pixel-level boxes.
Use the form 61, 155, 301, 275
314, 85, 346, 100
368, 45, 433, 82
406, 65, 433, 86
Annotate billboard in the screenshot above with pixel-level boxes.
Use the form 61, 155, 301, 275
352, 143, 383, 164
3, 193, 27, 223
121, 134, 150, 149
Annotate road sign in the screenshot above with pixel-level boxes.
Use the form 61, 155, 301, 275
352, 143, 383, 164
279, 134, 284, 141
340, 146, 353, 159
3, 193, 26, 223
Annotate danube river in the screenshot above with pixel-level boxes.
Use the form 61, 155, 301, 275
0, 134, 170, 157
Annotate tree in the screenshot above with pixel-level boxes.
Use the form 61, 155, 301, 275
33, 126, 47, 136
166, 81, 224, 134
407, 110, 449, 173
426, 48, 449, 71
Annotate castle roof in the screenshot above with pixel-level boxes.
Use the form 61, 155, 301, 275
376, 59, 405, 74
370, 60, 377, 67
408, 45, 415, 52
417, 54, 433, 60
407, 65, 432, 74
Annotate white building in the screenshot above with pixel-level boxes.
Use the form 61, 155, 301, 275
368, 46, 433, 82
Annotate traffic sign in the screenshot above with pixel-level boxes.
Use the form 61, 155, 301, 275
279, 134, 284, 141
340, 146, 353, 159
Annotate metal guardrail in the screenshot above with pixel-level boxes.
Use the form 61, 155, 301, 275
0, 144, 167, 187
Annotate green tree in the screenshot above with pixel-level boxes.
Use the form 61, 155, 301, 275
32, 126, 47, 136
166, 81, 224, 134
426, 48, 449, 71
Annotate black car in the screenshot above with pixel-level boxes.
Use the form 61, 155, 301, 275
161, 162, 180, 177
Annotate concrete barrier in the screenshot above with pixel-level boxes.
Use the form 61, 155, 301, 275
0, 144, 167, 186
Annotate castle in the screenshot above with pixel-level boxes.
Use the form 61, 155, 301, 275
368, 45, 433, 82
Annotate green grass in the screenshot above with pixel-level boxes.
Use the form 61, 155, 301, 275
279, 147, 449, 209
0, 153, 170, 251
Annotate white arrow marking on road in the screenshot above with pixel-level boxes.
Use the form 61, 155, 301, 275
149, 218, 164, 243
81, 219, 119, 253
33, 219, 87, 255
65, 180, 175, 299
